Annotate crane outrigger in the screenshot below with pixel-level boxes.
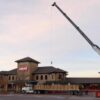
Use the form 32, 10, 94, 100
52, 2, 100, 55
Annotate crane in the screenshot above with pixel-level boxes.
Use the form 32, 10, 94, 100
52, 2, 100, 55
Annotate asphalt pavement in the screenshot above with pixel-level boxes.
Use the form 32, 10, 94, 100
0, 94, 99, 100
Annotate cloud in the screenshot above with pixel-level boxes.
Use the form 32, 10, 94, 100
0, 14, 51, 44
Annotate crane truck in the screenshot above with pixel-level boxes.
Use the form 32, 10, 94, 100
52, 2, 100, 55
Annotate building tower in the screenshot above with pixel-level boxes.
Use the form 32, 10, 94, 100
15, 57, 40, 81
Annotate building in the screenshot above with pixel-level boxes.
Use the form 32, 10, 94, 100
67, 78, 100, 91
0, 57, 68, 93
1, 57, 99, 94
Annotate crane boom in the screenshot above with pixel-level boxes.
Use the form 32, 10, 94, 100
52, 2, 100, 55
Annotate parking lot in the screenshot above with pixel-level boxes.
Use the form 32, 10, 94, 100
0, 94, 99, 100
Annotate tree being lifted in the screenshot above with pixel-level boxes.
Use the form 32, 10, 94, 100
52, 2, 100, 56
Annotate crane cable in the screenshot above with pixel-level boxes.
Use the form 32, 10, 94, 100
49, 5, 54, 65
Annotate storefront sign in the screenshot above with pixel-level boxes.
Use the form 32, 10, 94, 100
18, 65, 28, 71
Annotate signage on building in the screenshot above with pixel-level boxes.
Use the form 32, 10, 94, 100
18, 65, 28, 71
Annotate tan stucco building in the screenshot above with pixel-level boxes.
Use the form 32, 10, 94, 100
0, 57, 68, 93
1, 57, 100, 94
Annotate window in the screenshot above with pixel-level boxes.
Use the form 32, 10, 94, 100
9, 76, 11, 80
59, 74, 62, 79
36, 75, 38, 80
40, 75, 43, 80
45, 75, 47, 80
12, 76, 14, 80
52, 75, 53, 79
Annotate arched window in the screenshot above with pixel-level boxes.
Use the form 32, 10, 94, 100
12, 76, 14, 80
41, 75, 43, 80
45, 75, 47, 80
59, 74, 62, 79
9, 76, 11, 80
36, 75, 38, 80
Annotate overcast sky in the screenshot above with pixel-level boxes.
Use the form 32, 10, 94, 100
0, 0, 100, 77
